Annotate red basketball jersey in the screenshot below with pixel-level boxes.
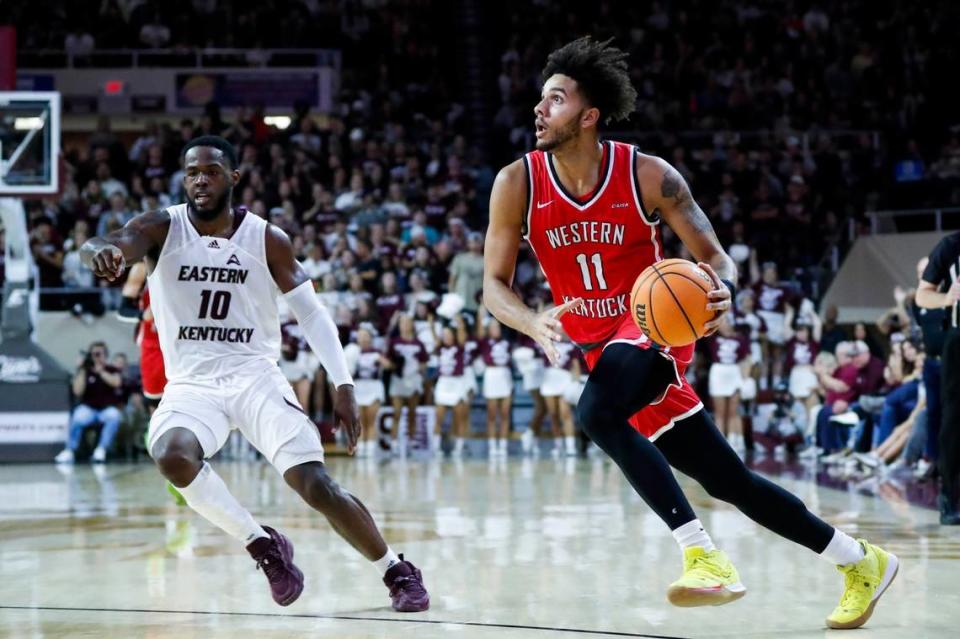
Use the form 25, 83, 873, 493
136, 287, 161, 351
524, 140, 663, 346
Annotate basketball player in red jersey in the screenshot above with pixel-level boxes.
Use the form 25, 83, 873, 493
121, 262, 185, 505
483, 37, 897, 629
121, 262, 167, 407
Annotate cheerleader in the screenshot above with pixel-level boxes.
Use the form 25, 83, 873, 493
478, 311, 513, 457
344, 326, 389, 457
540, 340, 580, 456
277, 298, 320, 414
413, 301, 442, 405
707, 314, 752, 452
455, 314, 480, 399
786, 320, 821, 417
434, 324, 471, 457
386, 314, 429, 454
733, 289, 766, 399
563, 350, 587, 454
512, 334, 546, 455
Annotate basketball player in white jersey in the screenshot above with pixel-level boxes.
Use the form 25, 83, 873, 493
79, 136, 429, 612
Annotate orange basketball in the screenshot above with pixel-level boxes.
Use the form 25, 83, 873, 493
630, 258, 716, 347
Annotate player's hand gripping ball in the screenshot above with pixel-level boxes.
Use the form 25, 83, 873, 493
630, 258, 717, 347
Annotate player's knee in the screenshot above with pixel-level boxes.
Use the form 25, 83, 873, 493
577, 386, 621, 440
152, 431, 203, 483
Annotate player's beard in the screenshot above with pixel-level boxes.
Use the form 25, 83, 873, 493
189, 186, 231, 221
536, 112, 582, 152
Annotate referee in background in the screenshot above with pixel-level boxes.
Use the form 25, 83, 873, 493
917, 232, 960, 525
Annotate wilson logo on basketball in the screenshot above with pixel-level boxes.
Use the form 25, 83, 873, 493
635, 302, 649, 332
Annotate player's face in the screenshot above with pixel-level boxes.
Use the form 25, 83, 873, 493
534, 74, 588, 152
358, 329, 372, 348
183, 147, 238, 220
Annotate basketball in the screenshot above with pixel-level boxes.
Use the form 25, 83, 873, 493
630, 258, 716, 347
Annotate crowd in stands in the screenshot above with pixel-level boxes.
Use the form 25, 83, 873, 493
1, 1, 955, 479
493, 0, 960, 281
696, 259, 943, 482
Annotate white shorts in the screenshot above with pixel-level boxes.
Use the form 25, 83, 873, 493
757, 311, 786, 345
435, 375, 470, 406
789, 365, 819, 399
483, 366, 513, 399
521, 360, 545, 392
709, 363, 743, 398
750, 341, 763, 365
563, 375, 586, 405
390, 373, 423, 399
147, 363, 323, 475
278, 351, 317, 383
541, 366, 572, 398
354, 379, 385, 407
740, 377, 758, 401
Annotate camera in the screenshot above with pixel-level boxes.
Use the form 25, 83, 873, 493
80, 350, 98, 371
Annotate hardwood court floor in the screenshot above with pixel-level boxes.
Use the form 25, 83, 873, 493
0, 456, 957, 638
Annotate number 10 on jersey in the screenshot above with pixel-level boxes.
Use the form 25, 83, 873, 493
198, 289, 232, 319
576, 253, 608, 291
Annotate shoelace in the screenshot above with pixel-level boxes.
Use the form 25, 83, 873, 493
688, 553, 732, 580
839, 568, 875, 608
256, 550, 287, 582
390, 572, 426, 597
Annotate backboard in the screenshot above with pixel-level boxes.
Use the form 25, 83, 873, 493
0, 91, 60, 195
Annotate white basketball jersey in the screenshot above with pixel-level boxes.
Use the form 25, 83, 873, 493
147, 204, 281, 382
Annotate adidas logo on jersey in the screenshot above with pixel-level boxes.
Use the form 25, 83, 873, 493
208, 240, 220, 249
227, 254, 241, 266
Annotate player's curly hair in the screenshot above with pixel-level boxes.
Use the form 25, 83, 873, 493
541, 36, 637, 125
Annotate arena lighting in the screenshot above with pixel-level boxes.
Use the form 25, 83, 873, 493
13, 117, 43, 130
264, 115, 291, 129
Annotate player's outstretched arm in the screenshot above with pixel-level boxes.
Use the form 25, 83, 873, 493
266, 224, 361, 453
80, 210, 170, 281
483, 161, 582, 366
638, 154, 737, 334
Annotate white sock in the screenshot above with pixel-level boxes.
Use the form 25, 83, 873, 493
177, 462, 268, 544
672, 519, 716, 552
565, 436, 576, 453
820, 529, 865, 566
373, 547, 402, 575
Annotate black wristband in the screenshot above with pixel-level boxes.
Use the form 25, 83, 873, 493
720, 278, 737, 301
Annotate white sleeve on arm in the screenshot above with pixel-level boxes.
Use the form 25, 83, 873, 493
282, 281, 354, 387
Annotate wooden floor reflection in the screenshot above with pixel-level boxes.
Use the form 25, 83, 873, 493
1, 457, 958, 638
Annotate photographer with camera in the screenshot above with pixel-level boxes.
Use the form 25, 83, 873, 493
54, 341, 125, 464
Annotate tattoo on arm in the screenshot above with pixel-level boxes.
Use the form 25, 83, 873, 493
660, 167, 712, 232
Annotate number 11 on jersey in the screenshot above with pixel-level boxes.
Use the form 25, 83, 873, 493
576, 253, 608, 291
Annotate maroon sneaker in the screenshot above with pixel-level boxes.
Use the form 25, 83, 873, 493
246, 526, 304, 606
383, 554, 430, 612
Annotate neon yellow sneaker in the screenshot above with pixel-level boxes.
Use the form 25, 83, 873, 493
826, 540, 899, 629
666, 546, 746, 607
167, 481, 187, 506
